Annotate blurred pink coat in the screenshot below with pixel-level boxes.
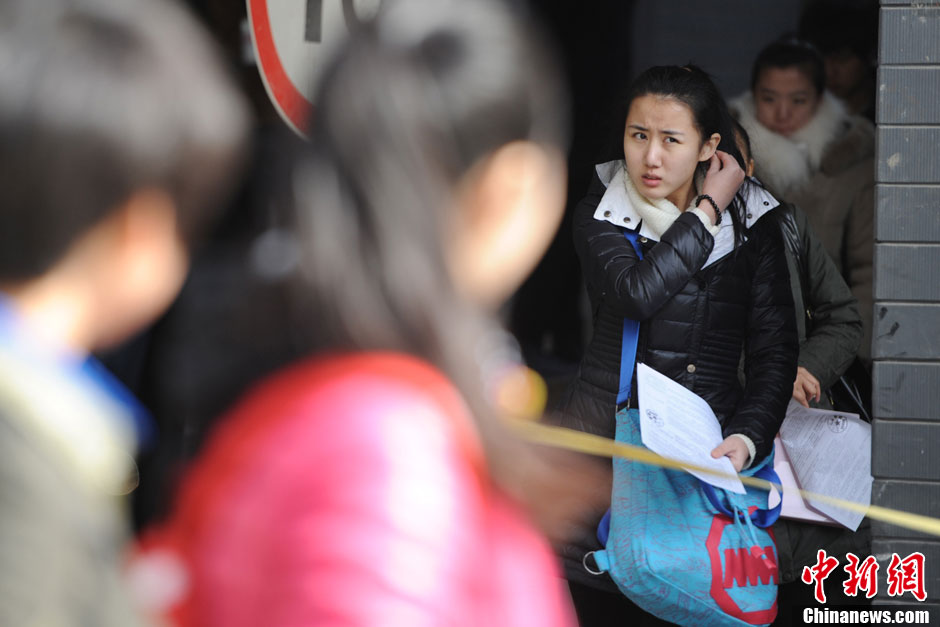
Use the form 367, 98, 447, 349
139, 353, 575, 627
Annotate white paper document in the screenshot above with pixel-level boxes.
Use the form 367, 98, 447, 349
769, 435, 836, 525
777, 401, 872, 531
636, 363, 745, 494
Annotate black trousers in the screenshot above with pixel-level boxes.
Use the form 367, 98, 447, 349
567, 581, 675, 627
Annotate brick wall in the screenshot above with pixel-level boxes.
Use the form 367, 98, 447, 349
873, 0, 940, 609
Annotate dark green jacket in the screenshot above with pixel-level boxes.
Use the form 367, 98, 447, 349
772, 202, 868, 583
777, 202, 862, 393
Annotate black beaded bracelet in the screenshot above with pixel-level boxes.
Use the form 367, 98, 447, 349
694, 194, 721, 226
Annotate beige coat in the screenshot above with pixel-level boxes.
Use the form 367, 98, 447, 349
0, 341, 146, 626
732, 92, 874, 362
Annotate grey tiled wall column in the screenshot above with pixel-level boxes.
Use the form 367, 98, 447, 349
873, 0, 940, 609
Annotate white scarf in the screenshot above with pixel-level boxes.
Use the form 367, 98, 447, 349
621, 167, 699, 240
731, 91, 847, 195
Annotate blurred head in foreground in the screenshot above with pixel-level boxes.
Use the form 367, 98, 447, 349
295, 0, 568, 329
0, 0, 249, 624
0, 0, 249, 351
291, 0, 596, 534
133, 2, 597, 624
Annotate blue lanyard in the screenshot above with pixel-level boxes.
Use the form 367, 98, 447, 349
79, 354, 154, 448
616, 229, 644, 406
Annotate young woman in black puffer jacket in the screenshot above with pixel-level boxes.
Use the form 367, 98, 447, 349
556, 65, 800, 626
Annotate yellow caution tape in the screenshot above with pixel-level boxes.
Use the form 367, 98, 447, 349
510, 419, 940, 538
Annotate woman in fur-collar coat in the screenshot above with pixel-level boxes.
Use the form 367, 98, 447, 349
731, 39, 874, 363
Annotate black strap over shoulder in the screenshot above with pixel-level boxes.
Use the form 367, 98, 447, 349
777, 203, 806, 288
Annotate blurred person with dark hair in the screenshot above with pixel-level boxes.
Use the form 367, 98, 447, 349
731, 38, 874, 365
799, 0, 878, 122
0, 0, 249, 623
133, 1, 603, 625
94, 0, 303, 531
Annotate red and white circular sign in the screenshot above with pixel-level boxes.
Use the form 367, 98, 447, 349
247, 0, 381, 136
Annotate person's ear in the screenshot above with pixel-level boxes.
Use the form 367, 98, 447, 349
448, 141, 566, 310
93, 189, 189, 348
112, 188, 186, 279
699, 132, 720, 162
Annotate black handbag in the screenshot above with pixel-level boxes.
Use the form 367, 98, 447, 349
824, 357, 872, 422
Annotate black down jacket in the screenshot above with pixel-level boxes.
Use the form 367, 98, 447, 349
558, 174, 799, 464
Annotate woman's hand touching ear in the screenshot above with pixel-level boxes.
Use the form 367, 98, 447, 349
701, 150, 745, 214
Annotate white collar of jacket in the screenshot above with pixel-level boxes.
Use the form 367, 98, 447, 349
741, 178, 780, 228
0, 342, 138, 496
594, 159, 648, 234
592, 160, 779, 268
730, 90, 847, 195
